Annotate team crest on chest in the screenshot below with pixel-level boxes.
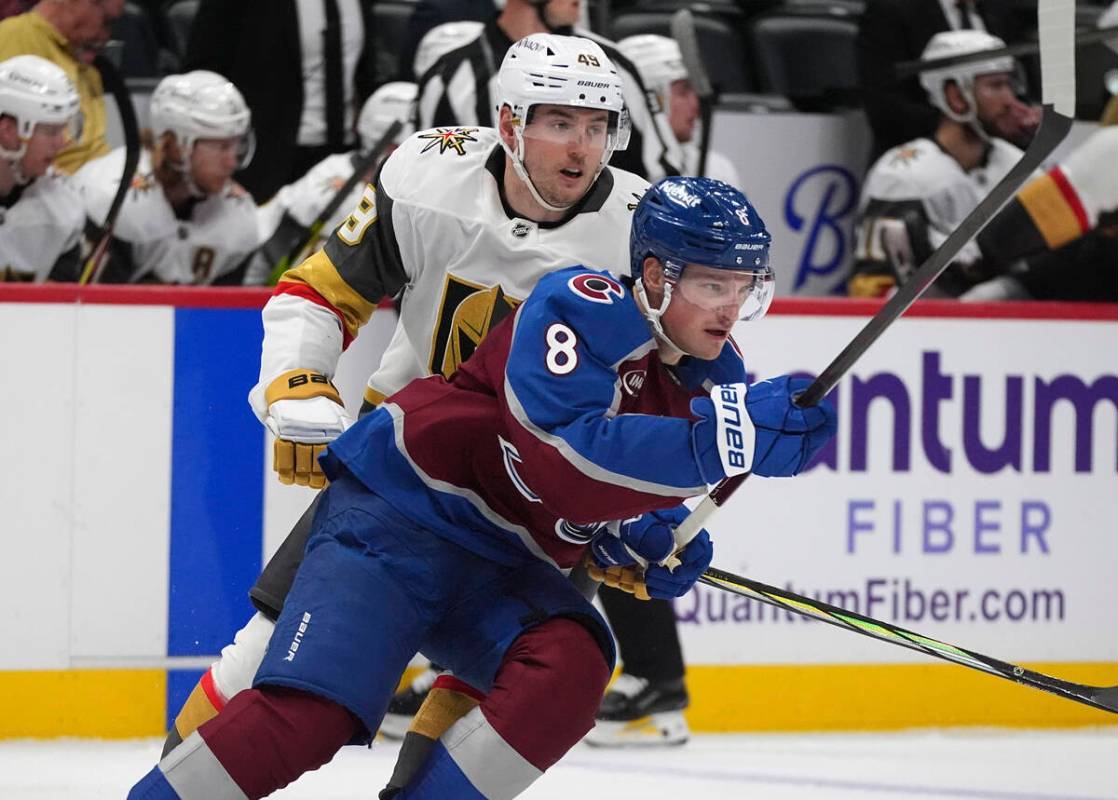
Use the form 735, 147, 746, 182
568, 272, 624, 304
418, 127, 480, 156
430, 273, 522, 378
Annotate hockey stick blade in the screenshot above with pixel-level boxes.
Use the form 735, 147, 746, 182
669, 105, 1074, 553
699, 566, 1118, 715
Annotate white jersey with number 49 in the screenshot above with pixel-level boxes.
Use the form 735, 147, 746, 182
252, 126, 649, 418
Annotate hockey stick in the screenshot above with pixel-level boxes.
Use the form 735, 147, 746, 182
895, 24, 1118, 79
698, 566, 1118, 715
669, 0, 1077, 552
79, 55, 141, 285
267, 119, 403, 285
670, 8, 714, 177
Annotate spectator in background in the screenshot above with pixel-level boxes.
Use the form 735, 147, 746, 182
0, 0, 32, 22
619, 34, 741, 186
849, 31, 1028, 298
248, 81, 416, 285
73, 70, 260, 285
184, 0, 377, 203
857, 0, 1038, 159
0, 0, 125, 173
397, 0, 497, 81
0, 55, 85, 282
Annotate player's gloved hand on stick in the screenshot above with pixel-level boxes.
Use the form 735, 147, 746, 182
588, 507, 713, 600
691, 377, 837, 483
263, 369, 353, 489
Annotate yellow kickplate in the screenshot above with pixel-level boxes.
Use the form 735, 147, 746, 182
685, 662, 1118, 732
0, 669, 165, 738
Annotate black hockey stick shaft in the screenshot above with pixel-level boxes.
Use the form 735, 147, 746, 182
896, 24, 1118, 79
698, 565, 1118, 715
267, 119, 403, 285
670, 104, 1074, 547
79, 56, 141, 285
671, 8, 715, 177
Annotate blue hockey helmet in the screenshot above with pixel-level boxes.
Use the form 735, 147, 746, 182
631, 177, 774, 321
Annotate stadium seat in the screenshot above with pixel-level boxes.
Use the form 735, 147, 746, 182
610, 8, 757, 94
748, 12, 860, 109
372, 0, 419, 84
163, 0, 199, 59
111, 3, 167, 78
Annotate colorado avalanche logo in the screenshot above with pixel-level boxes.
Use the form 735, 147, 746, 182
554, 519, 607, 545
568, 273, 624, 304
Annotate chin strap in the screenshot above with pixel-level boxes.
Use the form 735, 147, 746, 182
0, 142, 30, 186
634, 277, 690, 357
503, 126, 609, 214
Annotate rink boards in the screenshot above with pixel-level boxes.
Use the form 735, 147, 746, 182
1, 285, 1117, 737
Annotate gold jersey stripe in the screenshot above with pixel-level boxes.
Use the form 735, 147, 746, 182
1017, 173, 1084, 250
280, 249, 377, 341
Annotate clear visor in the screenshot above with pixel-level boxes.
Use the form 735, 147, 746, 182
193, 131, 255, 169
674, 264, 775, 321
520, 106, 629, 154
32, 114, 82, 147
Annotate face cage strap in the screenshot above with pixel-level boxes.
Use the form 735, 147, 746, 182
505, 122, 611, 214
634, 277, 693, 356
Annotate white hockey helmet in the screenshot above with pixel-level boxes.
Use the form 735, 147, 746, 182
0, 55, 81, 164
496, 33, 630, 211
617, 34, 688, 92
919, 30, 1016, 123
150, 70, 254, 167
357, 81, 417, 153
413, 21, 483, 79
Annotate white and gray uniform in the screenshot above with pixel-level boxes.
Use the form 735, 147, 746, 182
74, 148, 259, 285
852, 136, 1023, 295
252, 125, 649, 416
0, 169, 84, 282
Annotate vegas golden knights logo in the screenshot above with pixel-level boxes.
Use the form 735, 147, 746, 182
430, 274, 522, 378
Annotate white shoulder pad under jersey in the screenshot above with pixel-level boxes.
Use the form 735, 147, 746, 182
0, 170, 84, 281
75, 147, 259, 284
363, 125, 650, 402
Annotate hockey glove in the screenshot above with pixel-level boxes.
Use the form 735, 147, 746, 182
263, 369, 353, 488
692, 377, 837, 481
589, 507, 710, 601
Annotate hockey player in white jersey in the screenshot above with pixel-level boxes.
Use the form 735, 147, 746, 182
73, 70, 259, 285
0, 55, 84, 282
160, 35, 649, 778
849, 30, 1032, 298
618, 33, 741, 187
248, 81, 417, 285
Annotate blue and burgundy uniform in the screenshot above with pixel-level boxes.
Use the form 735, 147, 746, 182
128, 266, 747, 800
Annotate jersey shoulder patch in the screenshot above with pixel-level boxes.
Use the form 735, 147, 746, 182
378, 126, 499, 207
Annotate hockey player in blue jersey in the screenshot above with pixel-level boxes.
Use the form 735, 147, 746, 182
128, 176, 837, 800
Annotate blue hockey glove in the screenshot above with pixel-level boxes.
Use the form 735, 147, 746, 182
644, 529, 713, 600
589, 506, 688, 569
692, 377, 837, 481
588, 507, 709, 601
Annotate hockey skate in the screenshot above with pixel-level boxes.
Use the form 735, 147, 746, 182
378, 666, 440, 740
583, 674, 690, 747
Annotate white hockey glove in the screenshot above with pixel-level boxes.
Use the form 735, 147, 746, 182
263, 369, 353, 488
